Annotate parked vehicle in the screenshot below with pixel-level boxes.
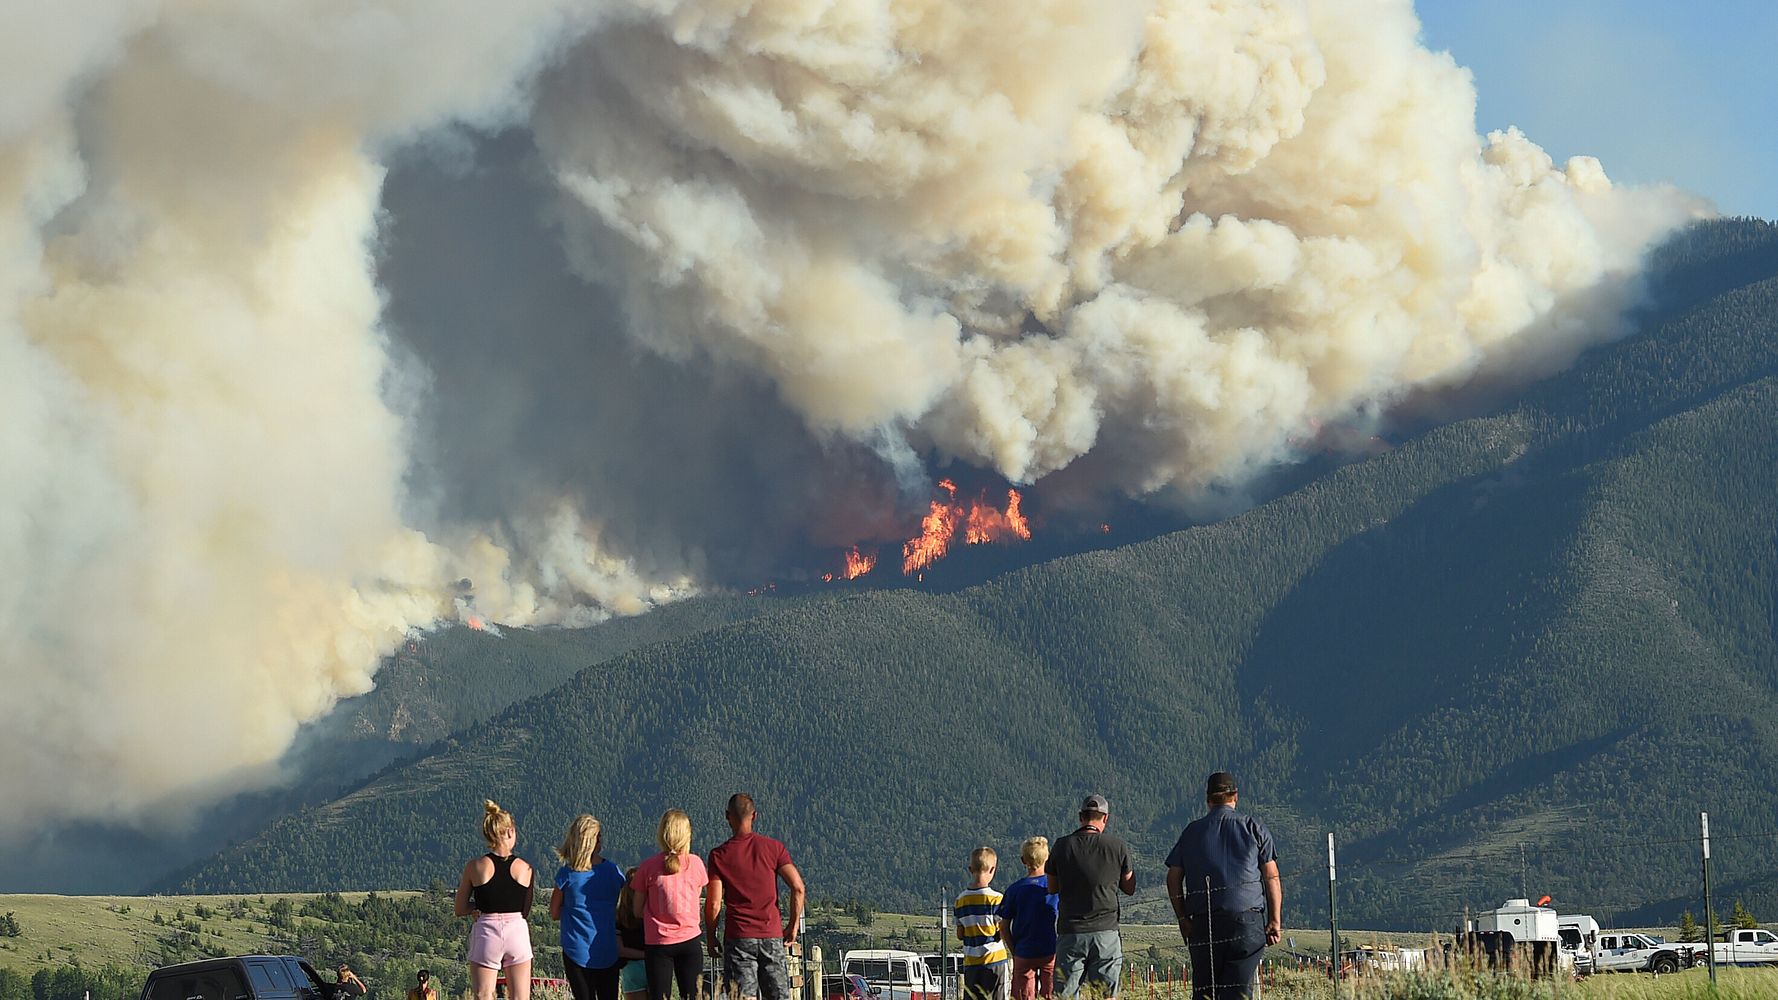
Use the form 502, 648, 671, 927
1594, 932, 1704, 974
1711, 927, 1778, 966
919, 954, 963, 980
1461, 899, 1574, 978
842, 950, 940, 1000
141, 957, 334, 1000
824, 974, 878, 1000
1556, 914, 1600, 975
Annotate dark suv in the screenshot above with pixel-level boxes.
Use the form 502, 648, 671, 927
141, 957, 337, 1000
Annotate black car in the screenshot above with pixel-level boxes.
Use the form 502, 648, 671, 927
141, 957, 338, 1000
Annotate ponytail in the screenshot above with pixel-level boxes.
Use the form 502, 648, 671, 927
657, 808, 691, 874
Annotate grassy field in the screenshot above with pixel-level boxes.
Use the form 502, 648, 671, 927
0, 894, 1757, 1000
0, 892, 420, 972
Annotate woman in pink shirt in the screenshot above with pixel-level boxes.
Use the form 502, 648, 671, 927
631, 808, 708, 1000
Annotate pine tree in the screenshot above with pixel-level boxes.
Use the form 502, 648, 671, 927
1678, 910, 1701, 941
1733, 901, 1758, 930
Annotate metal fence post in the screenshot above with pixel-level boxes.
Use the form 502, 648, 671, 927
939, 895, 950, 1000
1327, 834, 1339, 992
1702, 812, 1717, 988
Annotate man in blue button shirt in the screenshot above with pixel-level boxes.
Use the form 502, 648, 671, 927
1165, 772, 1281, 999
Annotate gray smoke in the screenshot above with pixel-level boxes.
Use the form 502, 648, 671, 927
0, 0, 1704, 837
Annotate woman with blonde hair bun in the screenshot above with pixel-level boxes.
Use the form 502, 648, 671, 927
551, 814, 626, 1000
455, 800, 536, 1000
631, 809, 708, 1000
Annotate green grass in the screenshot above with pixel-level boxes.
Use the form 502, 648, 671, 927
3, 894, 1762, 1000
0, 892, 413, 972
1107, 965, 1778, 999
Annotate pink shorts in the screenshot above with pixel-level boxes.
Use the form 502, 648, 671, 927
469, 912, 533, 969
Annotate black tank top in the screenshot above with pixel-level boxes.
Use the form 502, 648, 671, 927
471, 853, 531, 913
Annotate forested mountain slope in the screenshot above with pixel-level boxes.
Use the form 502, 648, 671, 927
174, 220, 1778, 929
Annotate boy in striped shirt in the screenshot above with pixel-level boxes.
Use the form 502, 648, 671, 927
956, 847, 1011, 1000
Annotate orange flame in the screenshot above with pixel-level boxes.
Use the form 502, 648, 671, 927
821, 546, 879, 582
965, 488, 1030, 544
899, 484, 1032, 575
842, 545, 877, 579
902, 495, 964, 575
465, 616, 486, 631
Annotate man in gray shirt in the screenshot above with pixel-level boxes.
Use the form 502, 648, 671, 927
1047, 794, 1135, 998
1165, 772, 1281, 1000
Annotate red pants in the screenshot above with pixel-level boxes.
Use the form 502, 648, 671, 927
1011, 956, 1055, 1000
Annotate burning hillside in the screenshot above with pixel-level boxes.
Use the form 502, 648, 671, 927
814, 480, 1033, 583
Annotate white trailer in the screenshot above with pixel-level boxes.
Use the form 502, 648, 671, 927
1462, 899, 1574, 977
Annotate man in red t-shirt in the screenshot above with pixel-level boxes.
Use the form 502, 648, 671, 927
705, 793, 807, 1000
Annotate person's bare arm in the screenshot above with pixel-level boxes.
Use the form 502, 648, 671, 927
632, 878, 649, 922
515, 858, 535, 912
779, 863, 806, 942
1260, 859, 1282, 945
1167, 866, 1191, 944
550, 887, 564, 921
455, 860, 479, 918
705, 878, 724, 957
1119, 868, 1136, 896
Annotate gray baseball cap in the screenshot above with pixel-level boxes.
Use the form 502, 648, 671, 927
1081, 793, 1110, 815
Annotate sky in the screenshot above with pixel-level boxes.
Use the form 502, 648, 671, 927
1417, 0, 1777, 220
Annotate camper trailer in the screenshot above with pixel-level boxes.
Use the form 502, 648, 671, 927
1459, 899, 1573, 978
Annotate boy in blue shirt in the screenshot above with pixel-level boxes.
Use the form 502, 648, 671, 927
998, 837, 1060, 1000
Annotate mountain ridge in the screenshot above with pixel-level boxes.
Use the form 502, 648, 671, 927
169, 219, 1778, 930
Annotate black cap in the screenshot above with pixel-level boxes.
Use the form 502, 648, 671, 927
1080, 793, 1110, 815
1207, 771, 1239, 796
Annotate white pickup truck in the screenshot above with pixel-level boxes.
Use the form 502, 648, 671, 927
1711, 927, 1778, 966
1594, 932, 1706, 974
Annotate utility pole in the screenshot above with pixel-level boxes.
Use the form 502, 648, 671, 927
1519, 843, 1527, 900
1327, 833, 1339, 991
1702, 812, 1718, 987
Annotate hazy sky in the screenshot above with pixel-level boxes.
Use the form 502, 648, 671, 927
1418, 0, 1777, 220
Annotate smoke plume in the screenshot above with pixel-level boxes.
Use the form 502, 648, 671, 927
1, 0, 1702, 837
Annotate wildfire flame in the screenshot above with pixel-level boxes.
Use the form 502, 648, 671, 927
821, 545, 880, 582
900, 481, 1031, 575
465, 616, 486, 631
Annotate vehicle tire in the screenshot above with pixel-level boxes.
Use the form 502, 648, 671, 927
1651, 955, 1678, 975
1692, 953, 1710, 969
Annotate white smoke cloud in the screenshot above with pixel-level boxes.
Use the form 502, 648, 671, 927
534, 0, 1704, 495
0, 0, 676, 835
0, 0, 1705, 837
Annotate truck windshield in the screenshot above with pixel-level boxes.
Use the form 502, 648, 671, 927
847, 962, 903, 982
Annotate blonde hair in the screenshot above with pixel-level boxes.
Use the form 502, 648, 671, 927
556, 814, 602, 871
482, 799, 516, 850
969, 846, 997, 873
1020, 836, 1050, 868
657, 808, 692, 874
